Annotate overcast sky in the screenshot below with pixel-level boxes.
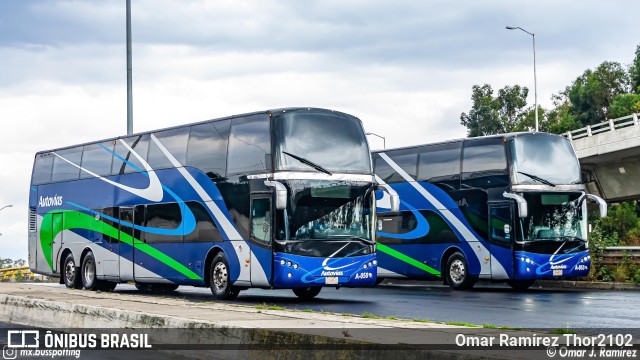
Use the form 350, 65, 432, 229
1, 0, 639, 260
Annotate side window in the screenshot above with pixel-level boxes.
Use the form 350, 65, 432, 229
490, 206, 512, 247
227, 115, 271, 175
187, 120, 230, 178
377, 210, 460, 245
251, 198, 271, 244
112, 135, 150, 175
376, 211, 418, 244
461, 140, 508, 189
184, 202, 223, 242
51, 147, 82, 182
100, 207, 119, 244
373, 149, 417, 184
147, 128, 190, 169
143, 203, 183, 243
81, 142, 114, 178
32, 153, 54, 185
417, 142, 462, 189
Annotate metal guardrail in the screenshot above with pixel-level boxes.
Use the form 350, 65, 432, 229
601, 246, 640, 266
0, 266, 45, 281
564, 112, 640, 140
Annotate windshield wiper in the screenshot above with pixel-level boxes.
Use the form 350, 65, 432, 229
283, 151, 332, 175
517, 171, 556, 187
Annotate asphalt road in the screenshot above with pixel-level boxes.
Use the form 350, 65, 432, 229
89, 281, 640, 330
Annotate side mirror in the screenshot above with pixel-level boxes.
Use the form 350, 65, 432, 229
264, 180, 287, 210
376, 184, 400, 213
578, 193, 608, 218
503, 192, 528, 218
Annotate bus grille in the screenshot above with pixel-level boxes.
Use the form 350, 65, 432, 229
29, 207, 37, 232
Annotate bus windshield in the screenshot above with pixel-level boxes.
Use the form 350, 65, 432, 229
274, 109, 372, 174
509, 134, 581, 186
276, 180, 372, 242
519, 192, 585, 242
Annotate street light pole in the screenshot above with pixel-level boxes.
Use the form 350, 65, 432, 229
126, 0, 133, 135
0, 205, 12, 212
366, 132, 386, 149
506, 26, 538, 132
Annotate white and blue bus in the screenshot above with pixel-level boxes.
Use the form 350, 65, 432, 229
28, 108, 397, 300
373, 132, 607, 290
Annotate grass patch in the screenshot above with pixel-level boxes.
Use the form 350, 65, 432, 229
255, 304, 285, 311
412, 318, 430, 323
444, 321, 480, 328
551, 328, 575, 335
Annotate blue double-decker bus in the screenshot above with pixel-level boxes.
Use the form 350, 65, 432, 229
373, 132, 607, 290
28, 108, 396, 300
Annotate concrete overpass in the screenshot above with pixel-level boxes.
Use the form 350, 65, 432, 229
566, 112, 640, 202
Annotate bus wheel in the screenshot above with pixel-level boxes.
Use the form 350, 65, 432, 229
81, 251, 99, 290
209, 253, 239, 300
507, 280, 535, 291
63, 253, 82, 289
445, 252, 475, 290
292, 287, 322, 300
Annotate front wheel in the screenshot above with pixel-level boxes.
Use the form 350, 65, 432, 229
292, 287, 322, 300
209, 253, 240, 300
507, 279, 536, 291
63, 253, 82, 289
445, 252, 476, 290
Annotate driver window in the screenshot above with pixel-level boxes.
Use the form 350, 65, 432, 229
251, 198, 271, 244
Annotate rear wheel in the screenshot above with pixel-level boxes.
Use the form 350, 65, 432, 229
63, 253, 82, 289
507, 279, 536, 291
209, 253, 240, 300
292, 287, 322, 300
445, 252, 476, 290
82, 251, 117, 292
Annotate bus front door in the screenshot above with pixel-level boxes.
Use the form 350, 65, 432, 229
249, 194, 273, 287
488, 204, 514, 280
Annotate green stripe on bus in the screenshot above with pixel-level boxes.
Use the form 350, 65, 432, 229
40, 210, 202, 280
377, 243, 441, 276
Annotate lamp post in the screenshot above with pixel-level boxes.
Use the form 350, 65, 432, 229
0, 205, 12, 212
506, 26, 538, 132
126, 0, 133, 135
366, 132, 385, 149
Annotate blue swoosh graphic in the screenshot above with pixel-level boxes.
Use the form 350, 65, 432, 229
300, 247, 366, 283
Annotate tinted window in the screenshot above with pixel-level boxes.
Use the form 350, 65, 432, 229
51, 147, 82, 182
490, 206, 512, 247
184, 202, 223, 242
461, 139, 508, 188
510, 134, 581, 186
187, 120, 230, 178
372, 149, 417, 184
227, 115, 271, 175
143, 203, 183, 243
376, 210, 459, 245
274, 109, 371, 174
251, 198, 271, 244
112, 135, 150, 175
81, 142, 114, 178
32, 153, 54, 185
148, 128, 190, 169
417, 142, 462, 187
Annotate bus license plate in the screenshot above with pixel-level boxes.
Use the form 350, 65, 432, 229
325, 277, 338, 285
553, 269, 563, 276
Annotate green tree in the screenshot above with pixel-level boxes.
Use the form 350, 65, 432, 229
630, 45, 640, 93
566, 61, 630, 126
460, 84, 529, 137
546, 93, 580, 134
609, 93, 640, 119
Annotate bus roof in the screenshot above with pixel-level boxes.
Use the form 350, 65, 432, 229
35, 107, 357, 156
372, 131, 565, 154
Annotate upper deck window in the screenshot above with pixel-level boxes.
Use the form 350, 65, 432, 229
274, 109, 371, 174
509, 133, 581, 186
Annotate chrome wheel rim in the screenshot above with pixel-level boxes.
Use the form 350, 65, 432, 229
449, 259, 465, 284
84, 259, 95, 286
65, 261, 75, 284
213, 262, 228, 291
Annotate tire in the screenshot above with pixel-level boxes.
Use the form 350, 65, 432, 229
292, 286, 322, 300
81, 251, 99, 290
63, 253, 82, 289
445, 252, 476, 290
507, 279, 535, 291
209, 253, 240, 300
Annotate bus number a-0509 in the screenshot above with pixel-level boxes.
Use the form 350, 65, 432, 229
355, 272, 373, 280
